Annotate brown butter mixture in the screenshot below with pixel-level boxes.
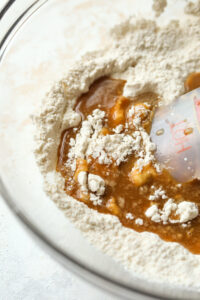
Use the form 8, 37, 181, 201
57, 75, 200, 254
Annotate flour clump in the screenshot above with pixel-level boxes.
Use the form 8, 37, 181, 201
152, 0, 167, 17
185, 0, 200, 16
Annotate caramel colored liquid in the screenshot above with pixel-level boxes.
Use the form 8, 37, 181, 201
57, 77, 200, 254
185, 72, 200, 92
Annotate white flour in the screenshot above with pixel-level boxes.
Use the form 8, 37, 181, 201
152, 0, 167, 17
67, 108, 155, 168
185, 0, 200, 16
145, 199, 198, 224
34, 16, 200, 289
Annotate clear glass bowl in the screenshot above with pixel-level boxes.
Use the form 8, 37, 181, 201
0, 1, 199, 299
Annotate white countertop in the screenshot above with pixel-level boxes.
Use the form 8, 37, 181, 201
0, 195, 119, 300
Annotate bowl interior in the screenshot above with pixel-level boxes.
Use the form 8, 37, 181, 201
0, 0, 199, 299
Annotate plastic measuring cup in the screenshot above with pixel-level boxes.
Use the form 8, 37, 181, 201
150, 88, 200, 182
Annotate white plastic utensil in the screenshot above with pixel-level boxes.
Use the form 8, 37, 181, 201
150, 88, 200, 182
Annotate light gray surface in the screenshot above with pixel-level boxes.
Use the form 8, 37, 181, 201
0, 195, 119, 300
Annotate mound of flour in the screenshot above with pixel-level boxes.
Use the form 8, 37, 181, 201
34, 17, 200, 289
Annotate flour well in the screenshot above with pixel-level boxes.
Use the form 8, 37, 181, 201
34, 16, 200, 289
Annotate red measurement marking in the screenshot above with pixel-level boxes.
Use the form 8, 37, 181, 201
194, 96, 200, 125
169, 121, 192, 154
